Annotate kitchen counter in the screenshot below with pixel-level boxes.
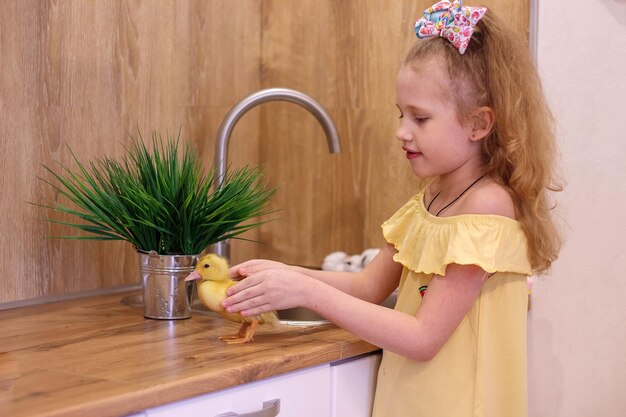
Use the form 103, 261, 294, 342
0, 290, 379, 417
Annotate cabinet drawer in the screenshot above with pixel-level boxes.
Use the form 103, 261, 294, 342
146, 364, 330, 417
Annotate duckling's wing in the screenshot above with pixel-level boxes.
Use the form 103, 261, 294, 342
197, 281, 229, 312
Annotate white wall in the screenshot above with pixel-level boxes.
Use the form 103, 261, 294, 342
529, 1, 626, 416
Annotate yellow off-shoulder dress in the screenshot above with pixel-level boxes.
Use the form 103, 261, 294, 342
371, 192, 533, 417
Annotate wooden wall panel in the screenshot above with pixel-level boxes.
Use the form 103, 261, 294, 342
0, 0, 528, 304
0, 0, 261, 304
258, 0, 530, 266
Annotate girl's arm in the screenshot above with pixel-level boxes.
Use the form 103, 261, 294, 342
304, 263, 486, 361
230, 243, 402, 304
223, 257, 486, 362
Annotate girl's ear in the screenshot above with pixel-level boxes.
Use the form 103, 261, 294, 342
469, 106, 495, 142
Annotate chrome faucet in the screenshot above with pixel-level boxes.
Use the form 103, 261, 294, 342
212, 88, 342, 259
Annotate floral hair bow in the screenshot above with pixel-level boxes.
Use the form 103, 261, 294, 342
414, 0, 487, 54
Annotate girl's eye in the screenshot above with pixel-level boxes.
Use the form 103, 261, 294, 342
415, 117, 429, 124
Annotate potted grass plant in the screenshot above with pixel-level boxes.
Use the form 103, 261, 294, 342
35, 130, 275, 319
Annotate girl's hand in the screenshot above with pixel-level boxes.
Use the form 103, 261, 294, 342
229, 259, 291, 280
222, 268, 313, 317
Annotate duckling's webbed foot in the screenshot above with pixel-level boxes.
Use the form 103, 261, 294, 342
219, 320, 258, 344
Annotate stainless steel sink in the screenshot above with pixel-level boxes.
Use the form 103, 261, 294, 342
276, 307, 329, 326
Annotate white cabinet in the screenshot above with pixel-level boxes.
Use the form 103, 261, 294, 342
330, 353, 382, 417
144, 351, 382, 417
146, 363, 330, 417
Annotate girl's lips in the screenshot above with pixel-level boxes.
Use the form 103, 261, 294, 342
403, 148, 421, 159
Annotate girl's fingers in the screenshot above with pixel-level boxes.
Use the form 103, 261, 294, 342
229, 267, 250, 280
222, 267, 293, 312
230, 260, 287, 279
227, 274, 261, 296
229, 260, 262, 278
227, 294, 268, 314
240, 303, 274, 317
223, 278, 265, 308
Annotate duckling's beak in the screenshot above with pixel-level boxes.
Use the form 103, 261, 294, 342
185, 270, 202, 282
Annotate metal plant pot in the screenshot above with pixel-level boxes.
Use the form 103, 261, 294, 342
138, 250, 198, 320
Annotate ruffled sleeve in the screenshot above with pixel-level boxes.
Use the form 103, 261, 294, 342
382, 193, 533, 276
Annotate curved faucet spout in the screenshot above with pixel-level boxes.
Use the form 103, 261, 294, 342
211, 88, 341, 259
213, 88, 341, 187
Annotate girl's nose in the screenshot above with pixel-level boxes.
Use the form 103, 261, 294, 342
395, 121, 411, 143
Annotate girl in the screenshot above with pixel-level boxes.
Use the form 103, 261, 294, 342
222, 2, 561, 416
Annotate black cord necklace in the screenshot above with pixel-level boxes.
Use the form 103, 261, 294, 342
427, 174, 485, 216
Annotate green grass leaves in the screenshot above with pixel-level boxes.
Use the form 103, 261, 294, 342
35, 131, 276, 255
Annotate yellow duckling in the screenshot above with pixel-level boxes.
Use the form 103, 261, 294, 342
185, 254, 279, 343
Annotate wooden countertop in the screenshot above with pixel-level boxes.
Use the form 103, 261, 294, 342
0, 290, 379, 417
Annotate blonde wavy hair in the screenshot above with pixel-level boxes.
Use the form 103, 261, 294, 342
403, 11, 562, 274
